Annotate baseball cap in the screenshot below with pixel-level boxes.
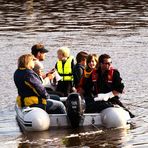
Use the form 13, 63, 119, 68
31, 43, 48, 55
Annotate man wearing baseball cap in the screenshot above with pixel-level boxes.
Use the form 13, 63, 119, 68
31, 43, 53, 82
31, 43, 48, 61
31, 43, 62, 98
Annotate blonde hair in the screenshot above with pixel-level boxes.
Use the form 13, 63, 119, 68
57, 46, 70, 58
18, 54, 34, 69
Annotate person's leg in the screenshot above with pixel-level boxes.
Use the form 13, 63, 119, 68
85, 98, 114, 113
30, 104, 46, 110
50, 94, 60, 101
95, 101, 113, 112
110, 96, 135, 118
46, 99, 66, 114
46, 87, 64, 97
56, 81, 72, 97
84, 97, 97, 113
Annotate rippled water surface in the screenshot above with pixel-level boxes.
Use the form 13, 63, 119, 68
0, 0, 148, 147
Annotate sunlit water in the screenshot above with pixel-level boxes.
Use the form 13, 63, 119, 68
0, 0, 148, 147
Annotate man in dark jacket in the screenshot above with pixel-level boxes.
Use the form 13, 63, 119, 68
81, 54, 134, 117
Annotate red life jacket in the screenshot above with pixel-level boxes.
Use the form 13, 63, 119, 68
107, 67, 114, 83
91, 67, 114, 93
92, 69, 98, 82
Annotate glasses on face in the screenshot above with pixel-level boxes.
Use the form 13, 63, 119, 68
103, 61, 112, 65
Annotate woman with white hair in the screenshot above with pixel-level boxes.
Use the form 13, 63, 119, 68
33, 61, 63, 99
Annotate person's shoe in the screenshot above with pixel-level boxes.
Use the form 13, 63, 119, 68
129, 112, 135, 118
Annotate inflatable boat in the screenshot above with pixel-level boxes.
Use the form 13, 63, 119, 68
15, 93, 131, 132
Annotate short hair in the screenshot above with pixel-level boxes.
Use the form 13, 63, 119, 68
99, 54, 111, 64
76, 51, 88, 63
18, 54, 34, 69
57, 46, 70, 58
31, 43, 48, 57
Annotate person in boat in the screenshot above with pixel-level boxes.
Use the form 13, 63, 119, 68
33, 62, 62, 101
84, 53, 98, 78
77, 54, 98, 95
31, 43, 49, 78
33, 57, 54, 86
31, 43, 63, 96
73, 51, 88, 89
31, 43, 59, 84
14, 54, 66, 114
55, 46, 75, 97
79, 54, 134, 117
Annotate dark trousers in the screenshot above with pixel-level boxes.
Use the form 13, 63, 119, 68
84, 97, 113, 113
56, 81, 73, 97
30, 98, 66, 114
85, 101, 113, 113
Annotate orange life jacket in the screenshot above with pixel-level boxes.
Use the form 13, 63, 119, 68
83, 69, 93, 78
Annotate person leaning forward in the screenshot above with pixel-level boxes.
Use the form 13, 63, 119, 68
79, 54, 134, 118
31, 43, 63, 97
31, 43, 49, 79
14, 54, 66, 114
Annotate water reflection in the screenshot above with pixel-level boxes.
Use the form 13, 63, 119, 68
0, 0, 147, 32
16, 128, 130, 147
17, 130, 67, 148
0, 0, 148, 147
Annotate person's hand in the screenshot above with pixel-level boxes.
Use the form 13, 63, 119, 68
54, 70, 62, 81
72, 87, 77, 93
94, 92, 114, 101
47, 73, 55, 80
48, 68, 55, 74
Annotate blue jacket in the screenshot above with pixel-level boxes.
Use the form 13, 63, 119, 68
14, 68, 49, 105
73, 63, 85, 88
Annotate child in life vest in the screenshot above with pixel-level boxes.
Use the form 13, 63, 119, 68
77, 54, 98, 96
55, 47, 75, 96
73, 51, 88, 88
84, 54, 98, 78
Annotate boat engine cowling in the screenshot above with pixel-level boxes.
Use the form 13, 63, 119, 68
66, 93, 84, 128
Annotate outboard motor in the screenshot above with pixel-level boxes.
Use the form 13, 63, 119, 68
66, 93, 85, 128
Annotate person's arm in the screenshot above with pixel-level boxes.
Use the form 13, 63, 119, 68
112, 69, 124, 93
71, 58, 75, 73
55, 63, 57, 70
78, 73, 94, 98
77, 67, 84, 81
77, 75, 85, 95
73, 65, 84, 87
94, 69, 124, 101
25, 72, 49, 99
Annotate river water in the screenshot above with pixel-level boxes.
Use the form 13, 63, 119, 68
0, 0, 148, 147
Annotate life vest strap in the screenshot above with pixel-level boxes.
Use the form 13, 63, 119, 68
59, 73, 73, 76
91, 68, 114, 94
